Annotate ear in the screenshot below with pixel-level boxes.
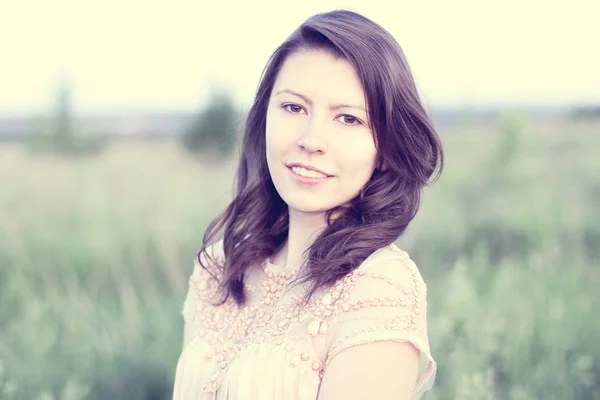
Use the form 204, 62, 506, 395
377, 159, 388, 172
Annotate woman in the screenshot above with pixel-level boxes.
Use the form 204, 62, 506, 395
174, 9, 443, 400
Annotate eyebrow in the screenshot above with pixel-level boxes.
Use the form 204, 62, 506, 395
274, 89, 366, 112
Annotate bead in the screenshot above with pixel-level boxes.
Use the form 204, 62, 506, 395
285, 271, 296, 279
278, 318, 290, 328
290, 354, 301, 367
319, 321, 328, 334
342, 304, 351, 312
218, 361, 227, 369
301, 352, 310, 361
311, 361, 322, 371
204, 348, 215, 359
210, 372, 219, 382
321, 294, 332, 306
389, 315, 410, 331
308, 319, 321, 336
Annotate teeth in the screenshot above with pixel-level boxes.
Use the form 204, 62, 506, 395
291, 166, 328, 178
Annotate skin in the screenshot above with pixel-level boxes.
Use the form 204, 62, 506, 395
265, 49, 378, 272
264, 49, 420, 399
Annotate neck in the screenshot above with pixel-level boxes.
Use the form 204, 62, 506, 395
273, 208, 328, 272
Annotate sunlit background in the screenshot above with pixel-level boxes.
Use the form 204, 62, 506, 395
0, 0, 599, 399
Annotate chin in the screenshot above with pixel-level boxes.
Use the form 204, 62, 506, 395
286, 198, 333, 214
289, 204, 329, 214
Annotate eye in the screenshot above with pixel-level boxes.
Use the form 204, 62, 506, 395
337, 114, 363, 127
282, 103, 305, 114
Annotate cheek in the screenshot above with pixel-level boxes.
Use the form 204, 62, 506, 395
265, 107, 297, 155
334, 135, 377, 173
264, 108, 279, 158
265, 108, 290, 172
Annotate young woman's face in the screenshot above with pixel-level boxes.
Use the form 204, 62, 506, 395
265, 49, 378, 215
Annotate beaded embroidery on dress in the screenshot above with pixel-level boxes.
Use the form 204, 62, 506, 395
173, 241, 436, 399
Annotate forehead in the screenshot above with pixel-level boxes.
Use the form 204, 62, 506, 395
272, 49, 366, 107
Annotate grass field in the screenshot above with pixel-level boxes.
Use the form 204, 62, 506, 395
0, 112, 598, 399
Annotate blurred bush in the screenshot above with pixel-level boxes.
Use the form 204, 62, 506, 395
570, 105, 600, 120
181, 87, 241, 159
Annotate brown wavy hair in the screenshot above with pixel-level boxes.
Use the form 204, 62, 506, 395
197, 9, 443, 308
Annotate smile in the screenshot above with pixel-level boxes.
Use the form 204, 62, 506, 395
288, 166, 333, 186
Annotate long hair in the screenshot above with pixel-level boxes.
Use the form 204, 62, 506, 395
197, 9, 444, 308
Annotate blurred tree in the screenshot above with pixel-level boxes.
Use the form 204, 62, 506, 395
570, 105, 600, 120
26, 74, 109, 156
54, 75, 74, 152
182, 88, 241, 159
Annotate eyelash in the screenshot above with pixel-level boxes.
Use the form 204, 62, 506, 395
281, 103, 363, 127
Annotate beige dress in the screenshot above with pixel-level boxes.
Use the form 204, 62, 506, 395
173, 241, 436, 399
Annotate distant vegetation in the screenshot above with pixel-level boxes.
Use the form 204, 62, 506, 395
0, 111, 598, 399
25, 77, 109, 156
570, 105, 600, 120
180, 87, 242, 160
21, 81, 244, 161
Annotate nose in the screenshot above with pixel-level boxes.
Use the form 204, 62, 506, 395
297, 118, 328, 154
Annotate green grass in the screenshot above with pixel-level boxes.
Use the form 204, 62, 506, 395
0, 113, 598, 399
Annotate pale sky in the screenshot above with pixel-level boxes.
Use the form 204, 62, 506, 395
1, 0, 598, 115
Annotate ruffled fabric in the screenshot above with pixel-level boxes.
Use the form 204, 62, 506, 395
174, 336, 322, 400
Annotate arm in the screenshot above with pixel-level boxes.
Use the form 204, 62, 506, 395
317, 340, 420, 400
